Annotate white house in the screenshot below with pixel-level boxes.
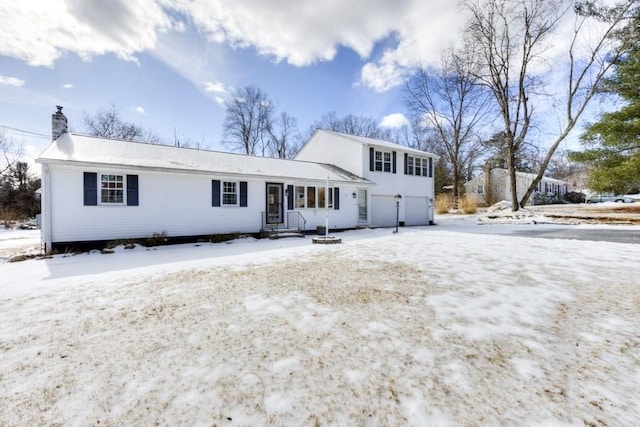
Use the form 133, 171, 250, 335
464, 168, 569, 206
36, 108, 437, 251
296, 130, 437, 227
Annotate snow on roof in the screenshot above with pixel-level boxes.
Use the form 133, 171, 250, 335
310, 129, 439, 158
36, 133, 373, 184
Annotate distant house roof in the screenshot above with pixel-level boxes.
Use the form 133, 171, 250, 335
306, 129, 439, 158
36, 133, 373, 185
465, 168, 568, 185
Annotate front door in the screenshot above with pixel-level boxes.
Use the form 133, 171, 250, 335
357, 189, 368, 223
266, 183, 283, 224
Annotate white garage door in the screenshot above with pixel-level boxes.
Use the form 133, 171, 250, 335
371, 195, 396, 227
404, 196, 428, 226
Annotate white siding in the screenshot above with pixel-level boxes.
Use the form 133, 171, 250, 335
297, 132, 437, 228
48, 165, 261, 244
295, 132, 364, 176
45, 165, 362, 245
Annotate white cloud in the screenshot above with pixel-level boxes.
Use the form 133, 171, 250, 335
62, 83, 74, 89
0, 0, 621, 95
0, 75, 25, 86
204, 81, 227, 94
380, 113, 409, 129
0, 0, 172, 67
215, 96, 225, 106
134, 106, 147, 115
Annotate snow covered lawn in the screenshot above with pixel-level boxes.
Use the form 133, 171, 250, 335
1, 227, 639, 426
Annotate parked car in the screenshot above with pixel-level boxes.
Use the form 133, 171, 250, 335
586, 193, 636, 203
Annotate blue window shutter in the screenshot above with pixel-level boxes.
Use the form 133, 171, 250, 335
126, 175, 139, 206
240, 181, 248, 207
369, 147, 374, 171
404, 153, 408, 175
392, 151, 397, 174
287, 185, 294, 210
429, 157, 433, 178
212, 180, 221, 207
333, 187, 340, 210
83, 172, 97, 206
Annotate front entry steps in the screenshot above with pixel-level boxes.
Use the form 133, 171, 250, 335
263, 227, 305, 239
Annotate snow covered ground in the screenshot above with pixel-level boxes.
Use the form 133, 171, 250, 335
1, 224, 639, 426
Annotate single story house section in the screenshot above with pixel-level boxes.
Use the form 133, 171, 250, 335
464, 168, 569, 206
36, 109, 437, 251
295, 130, 438, 227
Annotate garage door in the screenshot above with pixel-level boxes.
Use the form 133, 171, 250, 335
371, 195, 396, 227
404, 196, 428, 226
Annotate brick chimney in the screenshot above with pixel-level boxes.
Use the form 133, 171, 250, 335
52, 105, 68, 141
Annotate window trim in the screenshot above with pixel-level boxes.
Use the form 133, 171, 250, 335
212, 179, 248, 207
222, 181, 238, 206
291, 185, 336, 209
374, 149, 392, 173
99, 173, 125, 205
404, 156, 433, 177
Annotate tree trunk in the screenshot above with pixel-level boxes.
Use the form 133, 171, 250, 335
507, 148, 519, 211
452, 161, 460, 201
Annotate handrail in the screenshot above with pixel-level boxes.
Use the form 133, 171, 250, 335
262, 211, 307, 238
286, 211, 307, 235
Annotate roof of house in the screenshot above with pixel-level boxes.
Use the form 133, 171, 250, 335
36, 133, 373, 184
305, 129, 439, 158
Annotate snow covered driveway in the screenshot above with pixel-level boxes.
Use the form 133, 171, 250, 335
1, 228, 639, 425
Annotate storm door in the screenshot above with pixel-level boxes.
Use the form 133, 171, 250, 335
266, 183, 284, 224
357, 189, 368, 223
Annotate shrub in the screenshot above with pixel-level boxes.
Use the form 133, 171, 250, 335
144, 231, 168, 247
435, 194, 452, 214
565, 191, 586, 204
458, 194, 478, 214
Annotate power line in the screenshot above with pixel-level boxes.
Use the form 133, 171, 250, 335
0, 124, 50, 140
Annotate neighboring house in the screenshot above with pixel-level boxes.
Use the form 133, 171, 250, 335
464, 168, 568, 206
36, 108, 436, 251
295, 130, 438, 228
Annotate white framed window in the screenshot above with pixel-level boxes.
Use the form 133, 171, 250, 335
375, 151, 383, 171
222, 181, 238, 205
295, 186, 305, 208
477, 185, 484, 194
293, 186, 334, 208
375, 150, 392, 172
406, 156, 432, 177
383, 152, 391, 172
100, 174, 124, 204
307, 186, 316, 208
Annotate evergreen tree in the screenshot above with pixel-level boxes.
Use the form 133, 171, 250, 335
571, 13, 640, 194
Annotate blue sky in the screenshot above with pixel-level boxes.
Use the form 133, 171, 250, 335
0, 0, 615, 171
0, 0, 465, 167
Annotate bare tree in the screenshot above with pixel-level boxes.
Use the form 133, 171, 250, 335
223, 86, 274, 156
466, 0, 637, 210
404, 46, 491, 200
268, 112, 299, 159
173, 128, 207, 149
82, 105, 160, 143
307, 112, 386, 139
0, 130, 22, 178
